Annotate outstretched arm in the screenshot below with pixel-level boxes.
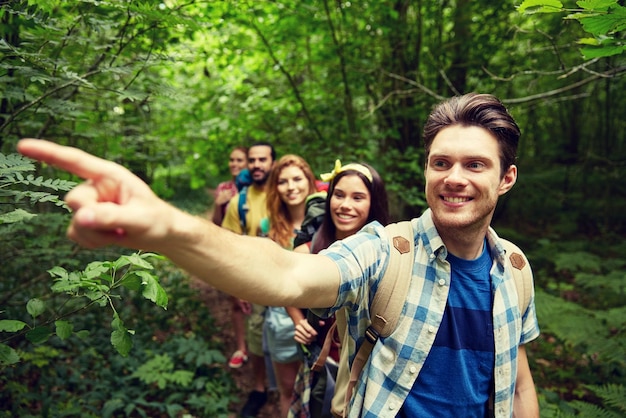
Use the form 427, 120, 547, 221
17, 139, 340, 309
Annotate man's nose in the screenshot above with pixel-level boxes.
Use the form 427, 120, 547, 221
444, 164, 467, 186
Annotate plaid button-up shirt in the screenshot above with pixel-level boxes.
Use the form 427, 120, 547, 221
314, 209, 540, 417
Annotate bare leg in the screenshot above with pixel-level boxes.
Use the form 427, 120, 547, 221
273, 360, 302, 417
232, 296, 247, 353
250, 353, 267, 392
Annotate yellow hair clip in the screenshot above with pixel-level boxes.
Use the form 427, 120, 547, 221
320, 159, 373, 183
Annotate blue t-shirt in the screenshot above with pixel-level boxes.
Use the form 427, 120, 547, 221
400, 242, 495, 417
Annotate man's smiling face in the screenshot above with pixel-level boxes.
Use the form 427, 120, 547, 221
425, 124, 516, 233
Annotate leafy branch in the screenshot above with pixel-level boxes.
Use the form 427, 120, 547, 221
0, 252, 167, 365
518, 0, 626, 59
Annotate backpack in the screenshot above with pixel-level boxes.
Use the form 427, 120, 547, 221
294, 191, 327, 249
316, 221, 533, 418
235, 169, 252, 234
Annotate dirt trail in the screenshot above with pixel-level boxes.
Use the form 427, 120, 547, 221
191, 278, 281, 418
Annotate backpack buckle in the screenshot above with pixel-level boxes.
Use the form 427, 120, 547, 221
365, 326, 380, 344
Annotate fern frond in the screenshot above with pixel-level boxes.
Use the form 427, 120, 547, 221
0, 208, 37, 224
585, 384, 626, 414
576, 270, 626, 296
554, 251, 602, 273
0, 153, 35, 175
535, 290, 625, 367
12, 190, 69, 208
536, 290, 601, 347
569, 399, 622, 418
14, 173, 76, 192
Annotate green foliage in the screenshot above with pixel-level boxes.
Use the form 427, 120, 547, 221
132, 353, 195, 389
524, 238, 626, 416
1, 251, 168, 362
518, 0, 626, 58
1, 147, 238, 415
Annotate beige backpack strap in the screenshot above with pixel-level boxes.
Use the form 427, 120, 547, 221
500, 239, 532, 314
340, 221, 415, 416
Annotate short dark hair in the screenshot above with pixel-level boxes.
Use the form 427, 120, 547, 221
423, 93, 520, 177
249, 141, 276, 162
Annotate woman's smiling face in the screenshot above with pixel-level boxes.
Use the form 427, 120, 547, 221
277, 165, 310, 208
330, 174, 371, 239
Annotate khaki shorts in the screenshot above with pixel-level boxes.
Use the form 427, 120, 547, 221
246, 303, 266, 357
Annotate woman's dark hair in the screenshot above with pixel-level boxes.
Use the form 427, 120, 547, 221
423, 93, 521, 178
312, 163, 389, 253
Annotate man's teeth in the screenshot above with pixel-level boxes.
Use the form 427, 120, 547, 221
444, 196, 469, 203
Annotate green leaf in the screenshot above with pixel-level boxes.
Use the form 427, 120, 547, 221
84, 261, 112, 279
518, 0, 563, 13
0, 343, 20, 366
581, 44, 626, 58
123, 253, 155, 270
55, 320, 73, 340
26, 326, 51, 344
577, 11, 626, 35
111, 316, 133, 356
47, 266, 69, 279
138, 271, 168, 309
0, 319, 28, 332
576, 0, 619, 11
170, 370, 194, 387
26, 298, 46, 318
76, 330, 90, 340
118, 272, 143, 291
577, 36, 601, 45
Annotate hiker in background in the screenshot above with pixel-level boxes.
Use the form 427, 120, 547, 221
18, 93, 540, 417
211, 146, 248, 226
221, 142, 276, 417
287, 160, 390, 418
263, 154, 318, 417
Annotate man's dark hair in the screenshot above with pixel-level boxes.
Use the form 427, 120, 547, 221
248, 141, 276, 162
423, 93, 521, 177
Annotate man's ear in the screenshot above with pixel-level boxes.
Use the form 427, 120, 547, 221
498, 165, 517, 196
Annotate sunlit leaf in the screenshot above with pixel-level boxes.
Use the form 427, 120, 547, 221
0, 319, 28, 332
518, 0, 564, 13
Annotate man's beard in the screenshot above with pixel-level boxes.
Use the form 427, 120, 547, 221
251, 170, 268, 186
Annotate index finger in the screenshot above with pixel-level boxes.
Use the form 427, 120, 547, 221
17, 138, 129, 181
